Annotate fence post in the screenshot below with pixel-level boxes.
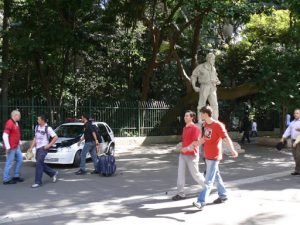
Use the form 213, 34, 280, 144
138, 103, 141, 137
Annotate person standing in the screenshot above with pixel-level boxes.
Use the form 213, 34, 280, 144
193, 106, 238, 211
281, 109, 300, 175
240, 114, 251, 144
27, 115, 58, 188
75, 114, 100, 175
2, 110, 24, 185
251, 120, 258, 137
172, 110, 205, 200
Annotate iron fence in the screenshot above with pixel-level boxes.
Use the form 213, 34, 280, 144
0, 99, 174, 139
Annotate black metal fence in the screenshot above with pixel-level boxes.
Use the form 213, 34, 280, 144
0, 99, 172, 139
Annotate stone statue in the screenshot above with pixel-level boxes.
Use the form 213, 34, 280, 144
191, 53, 220, 121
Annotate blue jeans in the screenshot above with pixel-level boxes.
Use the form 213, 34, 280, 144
197, 159, 227, 205
80, 141, 98, 171
35, 147, 56, 185
3, 146, 23, 182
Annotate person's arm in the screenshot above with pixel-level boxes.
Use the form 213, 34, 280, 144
44, 135, 58, 150
2, 133, 10, 154
27, 138, 37, 152
77, 134, 85, 146
223, 136, 238, 158
281, 125, 291, 142
191, 68, 200, 92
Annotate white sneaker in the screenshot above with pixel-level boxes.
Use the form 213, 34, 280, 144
52, 171, 58, 183
31, 183, 41, 188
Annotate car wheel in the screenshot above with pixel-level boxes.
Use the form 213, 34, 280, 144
73, 150, 81, 167
106, 143, 115, 156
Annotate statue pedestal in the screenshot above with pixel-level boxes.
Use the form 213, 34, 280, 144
222, 141, 245, 155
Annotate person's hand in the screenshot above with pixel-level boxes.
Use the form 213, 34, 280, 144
5, 148, 10, 155
27, 148, 32, 153
193, 87, 200, 92
293, 143, 297, 148
231, 149, 238, 158
44, 144, 51, 150
296, 128, 300, 132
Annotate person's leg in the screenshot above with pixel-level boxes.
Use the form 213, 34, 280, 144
79, 143, 89, 171
293, 144, 300, 173
246, 131, 251, 143
13, 146, 23, 178
88, 143, 98, 170
215, 165, 228, 199
176, 154, 186, 197
42, 148, 56, 178
241, 132, 245, 143
198, 84, 210, 121
207, 85, 219, 120
197, 159, 218, 205
3, 149, 15, 182
35, 147, 47, 185
186, 155, 205, 187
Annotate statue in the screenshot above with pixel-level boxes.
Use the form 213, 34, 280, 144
191, 53, 220, 121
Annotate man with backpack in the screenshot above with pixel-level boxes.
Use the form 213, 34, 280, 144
27, 115, 58, 188
75, 114, 100, 175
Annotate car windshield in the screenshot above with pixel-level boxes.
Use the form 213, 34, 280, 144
55, 125, 84, 138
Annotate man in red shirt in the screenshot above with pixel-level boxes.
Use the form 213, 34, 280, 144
2, 110, 24, 184
172, 110, 205, 200
192, 106, 238, 210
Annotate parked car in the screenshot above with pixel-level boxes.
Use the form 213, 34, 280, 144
31, 122, 115, 166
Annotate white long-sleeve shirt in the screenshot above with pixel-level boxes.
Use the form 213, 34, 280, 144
283, 119, 300, 140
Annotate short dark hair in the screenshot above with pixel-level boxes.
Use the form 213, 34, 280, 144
200, 106, 213, 117
185, 110, 197, 123
38, 115, 47, 122
82, 114, 90, 121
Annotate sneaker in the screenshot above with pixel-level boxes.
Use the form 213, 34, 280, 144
75, 169, 87, 175
291, 172, 300, 175
52, 171, 58, 183
31, 184, 41, 188
13, 177, 25, 182
213, 197, 228, 204
171, 194, 186, 201
193, 202, 204, 211
3, 179, 17, 185
91, 170, 99, 174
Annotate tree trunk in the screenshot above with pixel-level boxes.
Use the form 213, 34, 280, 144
191, 16, 203, 70
1, 0, 11, 124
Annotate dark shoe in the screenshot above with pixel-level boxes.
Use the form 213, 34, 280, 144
291, 172, 300, 175
91, 170, 99, 174
213, 197, 228, 204
172, 194, 186, 201
13, 177, 24, 182
3, 179, 17, 185
193, 202, 204, 211
75, 169, 87, 175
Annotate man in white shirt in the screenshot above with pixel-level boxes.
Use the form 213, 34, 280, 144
251, 120, 258, 137
27, 115, 58, 187
281, 109, 300, 175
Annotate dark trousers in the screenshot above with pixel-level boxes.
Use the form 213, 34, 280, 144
35, 147, 56, 185
292, 141, 300, 173
250, 131, 258, 137
241, 131, 251, 143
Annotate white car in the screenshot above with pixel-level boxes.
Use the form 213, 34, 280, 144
31, 122, 115, 166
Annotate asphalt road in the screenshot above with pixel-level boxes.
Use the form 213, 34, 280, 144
0, 143, 299, 225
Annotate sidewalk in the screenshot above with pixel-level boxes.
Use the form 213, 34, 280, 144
0, 144, 299, 225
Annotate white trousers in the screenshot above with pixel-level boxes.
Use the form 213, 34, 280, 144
177, 154, 205, 197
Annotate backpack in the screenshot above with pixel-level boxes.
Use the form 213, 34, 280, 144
97, 154, 116, 176
93, 125, 104, 143
34, 125, 51, 142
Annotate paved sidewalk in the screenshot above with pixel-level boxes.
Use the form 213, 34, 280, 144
0, 144, 299, 225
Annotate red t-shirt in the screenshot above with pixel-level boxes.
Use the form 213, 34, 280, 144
203, 121, 227, 160
181, 123, 200, 156
3, 119, 21, 150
